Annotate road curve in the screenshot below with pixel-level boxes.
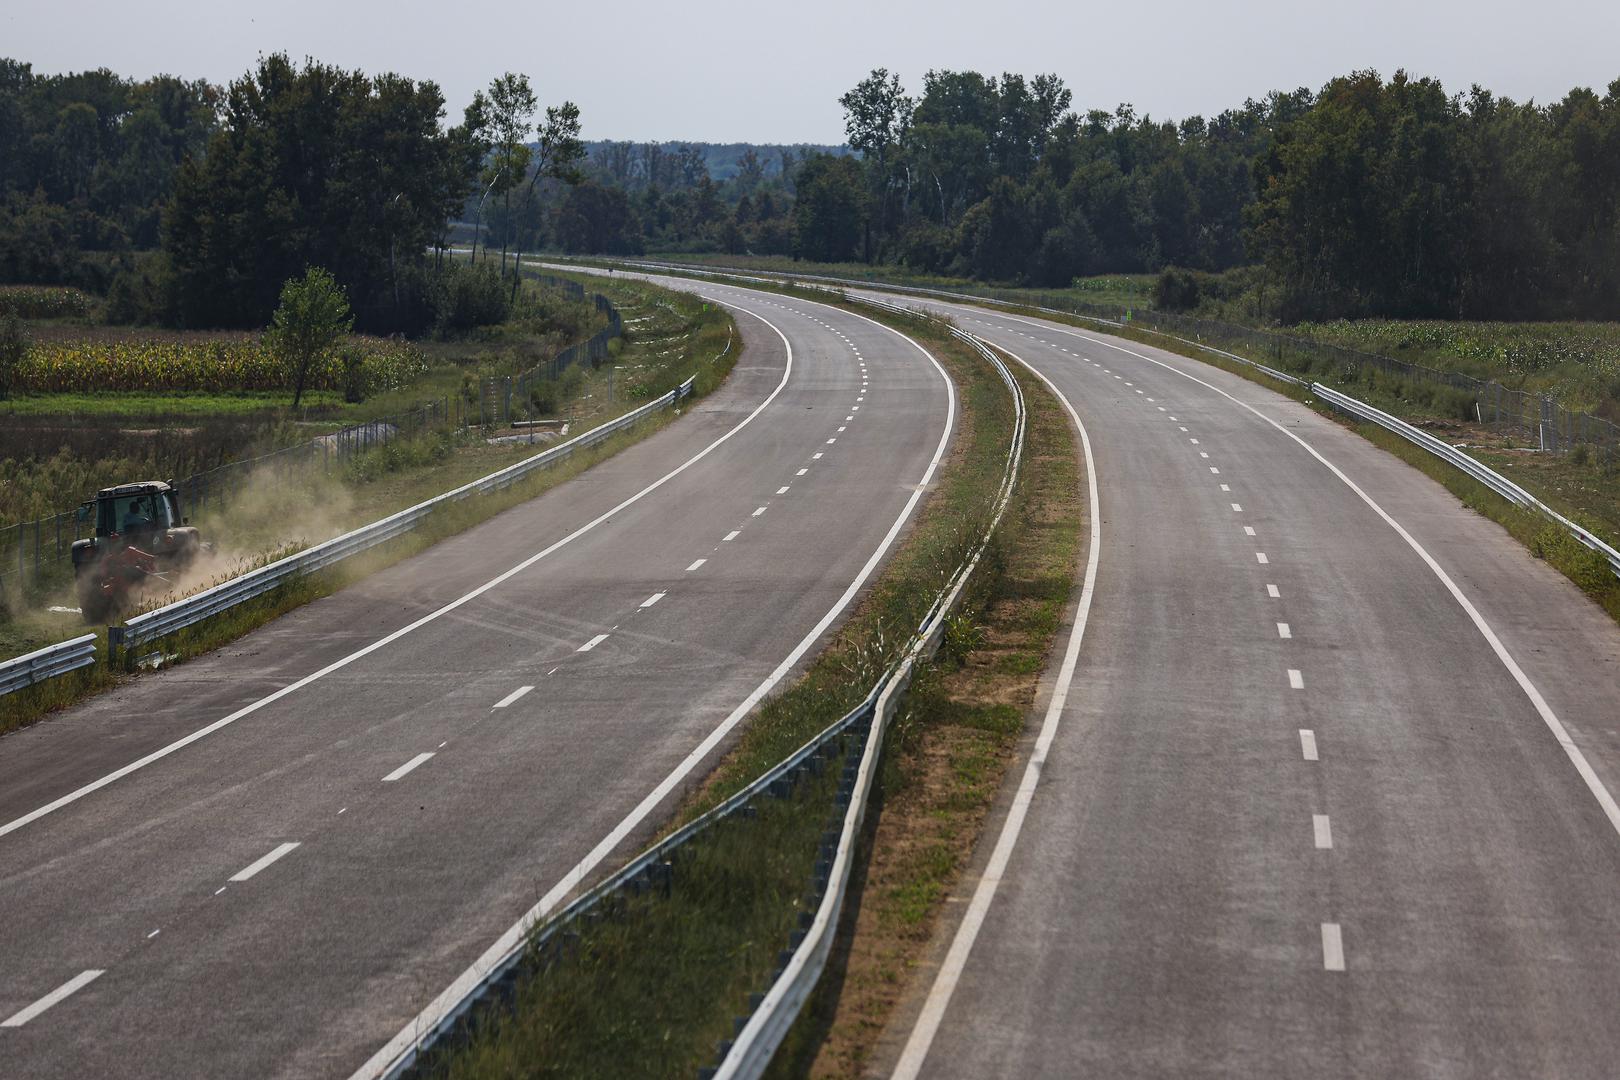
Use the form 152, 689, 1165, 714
810, 290, 1620, 1079
0, 279, 953, 1078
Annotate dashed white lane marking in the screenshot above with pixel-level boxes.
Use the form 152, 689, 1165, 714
837, 426, 847, 433
230, 841, 301, 880
1179, 426, 1188, 432
777, 485, 790, 495
1221, 484, 1231, 492
826, 437, 837, 444
1190, 438, 1201, 445
686, 559, 706, 572
492, 686, 534, 709
722, 530, 740, 542
1314, 814, 1333, 849
796, 468, 808, 476
640, 592, 666, 608
1199, 452, 1210, 459
1231, 503, 1243, 512
1288, 669, 1305, 689
852, 405, 860, 411
2, 970, 105, 1027
1268, 584, 1281, 598
845, 415, 854, 421
752, 506, 768, 516
1322, 923, 1346, 971
146, 929, 160, 939
1157, 406, 1166, 411
1278, 622, 1293, 639
1245, 526, 1257, 536
1256, 552, 1269, 564
1210, 466, 1220, 474
1300, 729, 1318, 759
812, 452, 824, 460
577, 633, 609, 652
214, 886, 226, 895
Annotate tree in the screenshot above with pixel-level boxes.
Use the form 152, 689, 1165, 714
266, 267, 352, 408
841, 69, 913, 260
509, 100, 586, 299
0, 311, 28, 398
792, 154, 866, 262
164, 54, 484, 329
482, 72, 537, 272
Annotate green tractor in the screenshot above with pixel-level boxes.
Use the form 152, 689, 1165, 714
71, 481, 204, 624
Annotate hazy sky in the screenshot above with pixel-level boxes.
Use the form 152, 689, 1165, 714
7, 0, 1619, 143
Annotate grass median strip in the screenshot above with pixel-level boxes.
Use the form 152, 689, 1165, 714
408, 296, 1025, 1079
764, 358, 1084, 1079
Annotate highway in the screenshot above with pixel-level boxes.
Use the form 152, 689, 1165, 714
767, 289, 1620, 1079
0, 278, 954, 1078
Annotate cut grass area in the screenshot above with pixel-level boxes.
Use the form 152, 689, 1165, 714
410, 293, 1021, 1080
0, 281, 736, 733
765, 358, 1084, 1079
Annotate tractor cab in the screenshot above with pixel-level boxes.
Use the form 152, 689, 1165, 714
71, 481, 203, 623
78, 481, 186, 539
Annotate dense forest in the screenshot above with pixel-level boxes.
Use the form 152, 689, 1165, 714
551, 68, 1620, 323
3, 55, 1618, 328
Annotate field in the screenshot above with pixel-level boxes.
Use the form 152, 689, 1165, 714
0, 273, 733, 664
1288, 319, 1620, 419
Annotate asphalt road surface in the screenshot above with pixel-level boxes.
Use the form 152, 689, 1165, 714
0, 278, 954, 1079
795, 289, 1620, 1080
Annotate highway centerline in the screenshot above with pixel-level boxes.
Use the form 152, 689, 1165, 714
381, 754, 434, 783
1314, 815, 1334, 849
491, 686, 533, 709
1, 970, 104, 1027
229, 841, 301, 881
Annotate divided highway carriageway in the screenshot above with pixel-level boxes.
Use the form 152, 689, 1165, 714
794, 284, 1620, 1080
0, 275, 953, 1079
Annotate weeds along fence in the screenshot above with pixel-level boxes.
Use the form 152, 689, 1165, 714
479, 280, 623, 427
969, 288, 1620, 461
0, 398, 458, 601
1, 279, 624, 602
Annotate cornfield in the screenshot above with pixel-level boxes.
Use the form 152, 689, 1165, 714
0, 285, 94, 320
17, 335, 427, 394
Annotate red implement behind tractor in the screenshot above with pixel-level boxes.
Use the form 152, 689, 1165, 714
71, 481, 204, 623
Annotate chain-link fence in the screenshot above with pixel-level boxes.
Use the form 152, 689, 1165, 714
2, 276, 623, 601
480, 284, 623, 427
968, 288, 1620, 460
0, 398, 460, 601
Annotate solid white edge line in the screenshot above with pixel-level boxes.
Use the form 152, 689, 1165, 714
0, 299, 802, 843
957, 300, 1620, 839
491, 686, 533, 709
1, 970, 105, 1027
229, 841, 301, 881
352, 275, 958, 1080
891, 342, 1100, 1080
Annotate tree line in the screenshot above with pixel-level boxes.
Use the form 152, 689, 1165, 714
822, 66, 1620, 321
0, 55, 583, 335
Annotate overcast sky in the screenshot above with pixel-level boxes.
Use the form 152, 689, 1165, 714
7, 0, 1619, 143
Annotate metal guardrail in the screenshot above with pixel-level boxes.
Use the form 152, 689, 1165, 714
376, 304, 1026, 1080
110, 377, 696, 654
0, 633, 98, 696
1312, 384, 1620, 580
